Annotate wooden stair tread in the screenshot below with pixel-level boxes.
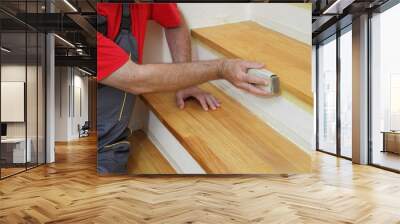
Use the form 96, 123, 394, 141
127, 130, 176, 174
141, 84, 312, 174
191, 21, 313, 105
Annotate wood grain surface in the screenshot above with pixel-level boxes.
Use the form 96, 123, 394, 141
141, 84, 312, 174
1, 135, 400, 223
192, 21, 313, 105
127, 130, 176, 174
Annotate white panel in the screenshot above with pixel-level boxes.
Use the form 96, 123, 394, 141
352, 14, 369, 164
178, 3, 251, 28
73, 86, 81, 138
46, 31, 56, 163
1, 82, 25, 122
177, 3, 309, 43
250, 3, 311, 44
145, 110, 205, 174
12, 139, 32, 163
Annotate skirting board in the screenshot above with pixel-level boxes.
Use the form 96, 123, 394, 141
143, 109, 206, 174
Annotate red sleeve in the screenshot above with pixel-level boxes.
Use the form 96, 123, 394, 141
97, 32, 129, 81
97, 3, 121, 41
151, 3, 181, 28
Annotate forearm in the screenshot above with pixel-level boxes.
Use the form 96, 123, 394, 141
165, 12, 191, 63
100, 59, 223, 94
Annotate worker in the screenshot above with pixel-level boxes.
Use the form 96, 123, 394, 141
97, 3, 269, 174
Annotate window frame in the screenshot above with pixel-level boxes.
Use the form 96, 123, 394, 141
367, 0, 400, 173
0, 0, 48, 180
315, 24, 353, 161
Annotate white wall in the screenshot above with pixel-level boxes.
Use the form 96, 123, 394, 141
1, 65, 37, 138
177, 3, 311, 44
72, 73, 89, 138
178, 3, 251, 28
55, 67, 69, 141
54, 67, 89, 141
1, 65, 26, 139
142, 3, 251, 63
1, 64, 46, 164
1, 66, 26, 128
1, 82, 24, 122
142, 3, 310, 65
250, 3, 311, 44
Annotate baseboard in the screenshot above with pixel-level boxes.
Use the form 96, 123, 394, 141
144, 111, 206, 174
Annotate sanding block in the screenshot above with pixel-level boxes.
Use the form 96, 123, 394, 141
248, 68, 280, 95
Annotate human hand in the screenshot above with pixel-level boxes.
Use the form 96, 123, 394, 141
219, 59, 269, 95
176, 86, 220, 111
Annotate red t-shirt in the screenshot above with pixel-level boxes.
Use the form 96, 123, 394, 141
97, 3, 181, 80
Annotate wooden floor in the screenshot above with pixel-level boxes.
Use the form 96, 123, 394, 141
1, 135, 400, 223
373, 151, 400, 171
1, 167, 26, 178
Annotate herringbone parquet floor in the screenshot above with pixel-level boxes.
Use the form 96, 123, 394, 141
1, 135, 400, 224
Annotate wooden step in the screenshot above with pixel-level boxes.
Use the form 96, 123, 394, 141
190, 20, 313, 154
138, 21, 313, 174
141, 83, 312, 174
127, 130, 176, 174
191, 21, 313, 106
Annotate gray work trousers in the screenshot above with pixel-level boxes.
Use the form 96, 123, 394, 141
97, 27, 139, 174
97, 86, 135, 174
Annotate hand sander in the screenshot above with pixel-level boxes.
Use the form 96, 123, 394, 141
247, 68, 280, 95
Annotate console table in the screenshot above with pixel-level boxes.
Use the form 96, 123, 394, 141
1, 138, 32, 165
382, 131, 400, 154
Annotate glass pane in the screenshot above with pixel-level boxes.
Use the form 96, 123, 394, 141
0, 0, 46, 178
371, 3, 400, 171
340, 29, 352, 158
38, 32, 45, 165
1, 31, 27, 177
390, 75, 400, 130
27, 31, 38, 169
318, 37, 337, 154
26, 0, 40, 169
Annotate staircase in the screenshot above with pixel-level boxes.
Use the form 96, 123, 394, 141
129, 21, 313, 174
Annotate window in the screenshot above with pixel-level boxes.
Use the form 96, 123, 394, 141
318, 36, 337, 154
0, 1, 47, 179
339, 28, 352, 158
390, 74, 400, 130
370, 2, 400, 171
316, 25, 353, 159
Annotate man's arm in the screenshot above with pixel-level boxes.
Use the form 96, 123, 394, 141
164, 12, 220, 111
164, 12, 191, 63
100, 58, 268, 96
98, 13, 269, 97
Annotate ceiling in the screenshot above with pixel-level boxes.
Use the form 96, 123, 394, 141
0, 0, 96, 74
1, 0, 396, 71
312, 0, 391, 43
